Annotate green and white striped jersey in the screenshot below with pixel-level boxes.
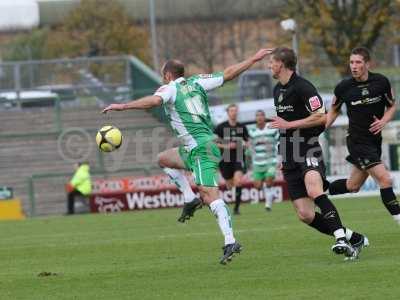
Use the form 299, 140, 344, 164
154, 72, 224, 150
247, 123, 279, 166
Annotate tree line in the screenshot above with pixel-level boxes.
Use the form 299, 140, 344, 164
1, 0, 398, 77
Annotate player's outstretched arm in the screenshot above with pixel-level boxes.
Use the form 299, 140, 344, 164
223, 48, 273, 82
102, 96, 162, 113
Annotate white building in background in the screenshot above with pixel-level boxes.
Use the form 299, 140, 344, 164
0, 0, 39, 31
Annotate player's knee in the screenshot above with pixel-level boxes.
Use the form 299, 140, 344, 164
376, 173, 392, 188
201, 194, 212, 204
198, 186, 218, 205
157, 153, 165, 167
157, 152, 167, 167
307, 189, 322, 200
305, 178, 324, 199
297, 208, 314, 224
197, 187, 208, 202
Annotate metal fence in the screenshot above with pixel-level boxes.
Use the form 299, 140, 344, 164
2, 56, 399, 110
0, 56, 133, 109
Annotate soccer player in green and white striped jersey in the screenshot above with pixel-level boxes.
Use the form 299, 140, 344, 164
102, 49, 272, 264
247, 110, 279, 211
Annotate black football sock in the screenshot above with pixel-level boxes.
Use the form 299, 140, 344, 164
234, 186, 242, 212
308, 212, 332, 236
329, 179, 349, 195
314, 194, 344, 238
308, 212, 364, 243
380, 187, 400, 215
308, 214, 364, 244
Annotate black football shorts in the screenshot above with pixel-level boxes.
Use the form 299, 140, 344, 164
346, 136, 382, 170
282, 149, 329, 201
219, 161, 245, 180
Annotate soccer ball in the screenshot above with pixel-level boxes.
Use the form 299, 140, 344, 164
96, 125, 123, 152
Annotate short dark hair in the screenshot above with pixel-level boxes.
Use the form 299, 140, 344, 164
256, 109, 265, 115
226, 103, 238, 112
162, 59, 185, 78
350, 47, 371, 62
272, 47, 297, 71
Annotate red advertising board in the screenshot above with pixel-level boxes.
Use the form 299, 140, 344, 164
89, 173, 289, 213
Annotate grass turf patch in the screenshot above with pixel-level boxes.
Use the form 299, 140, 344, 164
0, 197, 399, 300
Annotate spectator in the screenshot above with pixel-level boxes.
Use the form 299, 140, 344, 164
66, 162, 92, 215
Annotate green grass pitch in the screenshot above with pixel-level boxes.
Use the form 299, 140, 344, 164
0, 197, 399, 300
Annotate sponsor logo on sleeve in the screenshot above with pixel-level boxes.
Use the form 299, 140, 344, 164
308, 96, 322, 111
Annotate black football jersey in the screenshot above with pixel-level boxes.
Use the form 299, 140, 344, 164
333, 72, 394, 142
273, 73, 326, 166
214, 120, 249, 163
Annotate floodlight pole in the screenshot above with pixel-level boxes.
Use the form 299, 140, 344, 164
394, 44, 400, 67
280, 19, 299, 74
149, 0, 160, 72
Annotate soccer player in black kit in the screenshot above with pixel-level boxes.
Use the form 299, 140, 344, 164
215, 104, 249, 215
268, 47, 367, 259
327, 47, 400, 225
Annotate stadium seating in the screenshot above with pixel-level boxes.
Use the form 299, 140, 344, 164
0, 106, 174, 216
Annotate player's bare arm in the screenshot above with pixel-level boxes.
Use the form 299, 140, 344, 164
102, 95, 162, 113
326, 96, 341, 128
370, 93, 396, 135
223, 48, 273, 82
269, 113, 325, 130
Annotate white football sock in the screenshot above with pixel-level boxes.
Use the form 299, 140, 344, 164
393, 214, 400, 224
251, 186, 259, 204
163, 168, 196, 203
345, 228, 353, 241
333, 228, 346, 240
209, 199, 235, 245
263, 184, 273, 208
232, 187, 236, 201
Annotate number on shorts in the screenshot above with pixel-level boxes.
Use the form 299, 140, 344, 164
306, 157, 319, 167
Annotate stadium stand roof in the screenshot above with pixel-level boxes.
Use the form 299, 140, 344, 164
0, 0, 39, 30
37, 0, 283, 26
